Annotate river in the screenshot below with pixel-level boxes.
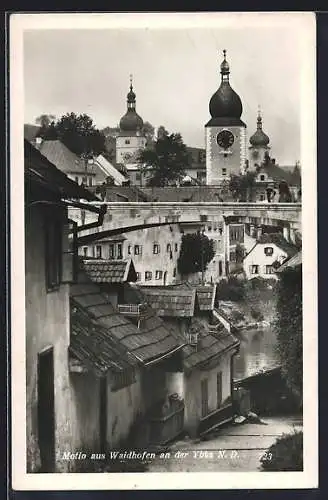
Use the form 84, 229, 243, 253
233, 326, 279, 381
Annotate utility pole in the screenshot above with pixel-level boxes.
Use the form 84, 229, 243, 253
201, 227, 205, 285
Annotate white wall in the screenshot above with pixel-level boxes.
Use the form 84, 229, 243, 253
243, 243, 288, 280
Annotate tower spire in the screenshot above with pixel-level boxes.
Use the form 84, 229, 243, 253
220, 49, 230, 81
129, 73, 133, 90
257, 105, 263, 130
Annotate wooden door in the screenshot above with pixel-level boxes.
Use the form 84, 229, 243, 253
201, 378, 209, 418
37, 348, 55, 472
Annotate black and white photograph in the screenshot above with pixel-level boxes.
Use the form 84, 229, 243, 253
10, 12, 317, 490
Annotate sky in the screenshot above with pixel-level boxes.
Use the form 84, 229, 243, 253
23, 18, 304, 165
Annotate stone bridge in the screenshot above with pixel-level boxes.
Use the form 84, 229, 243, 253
75, 202, 302, 245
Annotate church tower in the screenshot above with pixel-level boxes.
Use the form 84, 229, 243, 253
116, 76, 146, 165
205, 50, 247, 185
248, 107, 270, 171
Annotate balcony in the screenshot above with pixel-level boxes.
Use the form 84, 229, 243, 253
117, 303, 147, 317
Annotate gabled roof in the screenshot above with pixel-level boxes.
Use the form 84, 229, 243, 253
83, 258, 137, 284
244, 233, 298, 260
69, 298, 137, 377
276, 250, 302, 272
70, 274, 180, 365
25, 139, 98, 201
140, 287, 197, 318
169, 317, 239, 372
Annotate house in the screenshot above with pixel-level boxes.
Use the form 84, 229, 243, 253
253, 158, 301, 203
24, 139, 101, 472
33, 139, 109, 187
243, 233, 298, 280
137, 286, 240, 437
70, 263, 185, 450
276, 250, 302, 273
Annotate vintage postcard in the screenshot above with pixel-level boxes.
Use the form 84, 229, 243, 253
10, 12, 317, 490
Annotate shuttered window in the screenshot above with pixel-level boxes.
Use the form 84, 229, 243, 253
62, 220, 78, 284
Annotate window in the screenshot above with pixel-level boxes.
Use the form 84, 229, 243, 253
83, 247, 88, 257
264, 246, 274, 256
229, 225, 244, 244
229, 251, 236, 262
45, 218, 62, 290
117, 244, 122, 259
219, 261, 223, 276
153, 243, 160, 254
174, 243, 178, 252
88, 177, 93, 187
201, 378, 209, 418
265, 265, 275, 274
217, 372, 222, 408
134, 245, 142, 255
125, 139, 130, 145
173, 267, 177, 278
208, 226, 212, 232
109, 244, 115, 259
135, 173, 141, 181
155, 270, 163, 280
219, 228, 223, 235
260, 194, 265, 201
222, 168, 227, 176
136, 272, 141, 281
74, 176, 79, 184
166, 243, 172, 253
127, 245, 132, 255
96, 245, 102, 259
260, 174, 265, 181
200, 215, 208, 222
82, 176, 87, 185
250, 265, 259, 275
145, 271, 152, 281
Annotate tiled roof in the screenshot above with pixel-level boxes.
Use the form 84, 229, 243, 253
140, 186, 233, 202
256, 233, 299, 257
169, 317, 239, 372
25, 139, 98, 202
168, 282, 217, 312
70, 275, 180, 364
276, 251, 302, 272
83, 258, 137, 284
140, 287, 197, 318
69, 298, 137, 377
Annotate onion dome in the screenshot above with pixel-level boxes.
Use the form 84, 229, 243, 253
209, 50, 243, 119
119, 75, 144, 133
249, 107, 270, 147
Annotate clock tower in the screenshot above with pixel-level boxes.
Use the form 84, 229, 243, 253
205, 50, 247, 185
248, 107, 270, 171
116, 76, 146, 166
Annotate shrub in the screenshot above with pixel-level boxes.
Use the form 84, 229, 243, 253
260, 430, 303, 471
250, 308, 264, 321
216, 277, 245, 301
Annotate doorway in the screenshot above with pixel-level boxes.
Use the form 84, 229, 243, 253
37, 348, 55, 472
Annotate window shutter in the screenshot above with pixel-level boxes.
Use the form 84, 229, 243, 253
62, 220, 78, 283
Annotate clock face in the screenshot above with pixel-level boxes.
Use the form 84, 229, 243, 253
217, 130, 234, 149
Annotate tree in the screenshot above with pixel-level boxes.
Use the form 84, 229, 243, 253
141, 121, 155, 145
177, 232, 215, 276
35, 114, 56, 128
138, 127, 190, 187
275, 266, 302, 400
37, 112, 106, 158
229, 171, 257, 201
278, 181, 292, 202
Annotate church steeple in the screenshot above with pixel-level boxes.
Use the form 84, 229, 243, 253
119, 75, 144, 132
249, 106, 270, 147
